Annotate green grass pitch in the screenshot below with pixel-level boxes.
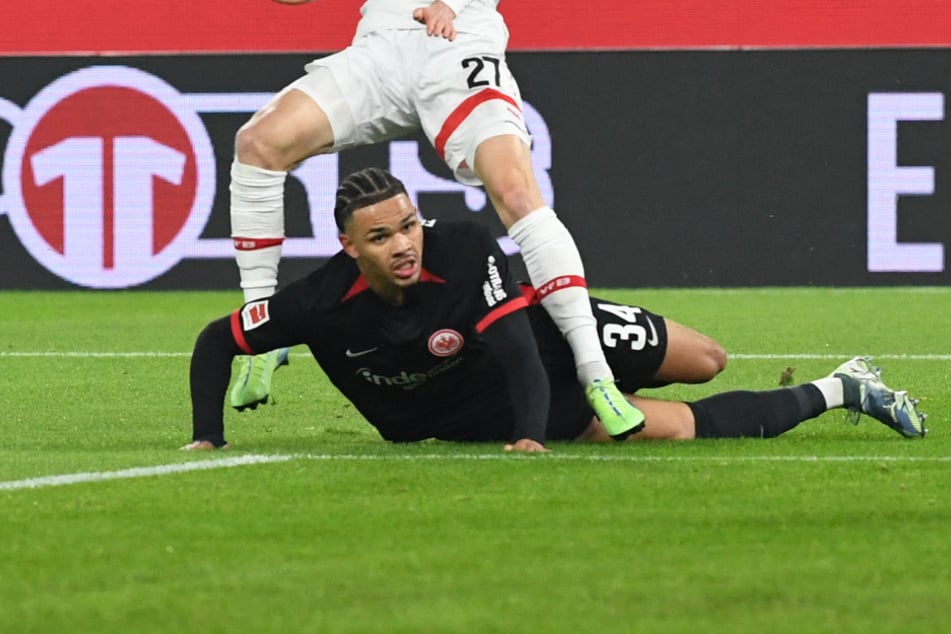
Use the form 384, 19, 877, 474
0, 287, 948, 633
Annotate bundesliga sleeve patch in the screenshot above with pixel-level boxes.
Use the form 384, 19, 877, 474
241, 300, 271, 331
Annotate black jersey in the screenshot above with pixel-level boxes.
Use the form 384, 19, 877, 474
191, 220, 671, 446
225, 220, 543, 443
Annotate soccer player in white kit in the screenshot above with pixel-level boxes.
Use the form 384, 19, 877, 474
229, 0, 645, 438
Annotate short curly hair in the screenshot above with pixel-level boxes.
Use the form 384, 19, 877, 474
334, 167, 408, 232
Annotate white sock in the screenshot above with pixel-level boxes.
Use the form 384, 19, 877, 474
230, 159, 286, 301
810, 377, 844, 409
508, 207, 611, 385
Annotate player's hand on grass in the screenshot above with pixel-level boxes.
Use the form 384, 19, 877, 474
413, 1, 457, 41
181, 440, 231, 451
503, 438, 549, 453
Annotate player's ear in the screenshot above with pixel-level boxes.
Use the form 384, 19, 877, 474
339, 233, 359, 260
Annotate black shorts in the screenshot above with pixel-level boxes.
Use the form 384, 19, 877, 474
529, 298, 669, 440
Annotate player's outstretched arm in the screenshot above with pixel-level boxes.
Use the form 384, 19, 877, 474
413, 1, 459, 40
182, 316, 243, 450
481, 306, 551, 451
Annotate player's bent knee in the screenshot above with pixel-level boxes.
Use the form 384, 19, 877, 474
688, 334, 728, 382
488, 181, 542, 220
236, 119, 319, 171
235, 127, 289, 171
704, 341, 728, 379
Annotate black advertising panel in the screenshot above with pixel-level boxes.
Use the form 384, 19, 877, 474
515, 49, 951, 286
0, 51, 948, 289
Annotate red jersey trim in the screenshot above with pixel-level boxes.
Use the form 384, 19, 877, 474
341, 275, 371, 302
475, 296, 529, 333
434, 88, 521, 160
519, 283, 540, 305
340, 268, 447, 303
420, 269, 447, 284
230, 310, 254, 354
233, 237, 284, 251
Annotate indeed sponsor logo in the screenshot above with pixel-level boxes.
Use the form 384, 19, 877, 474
356, 357, 464, 390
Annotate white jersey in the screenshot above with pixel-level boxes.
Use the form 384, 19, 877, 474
288, 0, 526, 185
355, 0, 506, 39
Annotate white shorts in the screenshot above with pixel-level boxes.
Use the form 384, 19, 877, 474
285, 29, 531, 186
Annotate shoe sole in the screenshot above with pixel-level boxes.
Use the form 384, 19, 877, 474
610, 420, 646, 441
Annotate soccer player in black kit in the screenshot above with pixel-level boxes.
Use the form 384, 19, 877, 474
184, 168, 926, 451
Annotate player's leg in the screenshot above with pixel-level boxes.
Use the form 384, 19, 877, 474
228, 76, 336, 409
232, 86, 335, 302
576, 357, 926, 441
235, 38, 415, 302
415, 35, 642, 438
231, 37, 419, 409
575, 398, 696, 441
580, 295, 725, 427
577, 383, 829, 441
472, 136, 643, 439
589, 297, 726, 390
650, 318, 727, 385
685, 358, 925, 438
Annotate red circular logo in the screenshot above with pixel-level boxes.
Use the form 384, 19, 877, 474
3, 66, 215, 288
21, 85, 196, 261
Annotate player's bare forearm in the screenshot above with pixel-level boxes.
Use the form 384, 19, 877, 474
504, 438, 549, 453
412, 1, 457, 41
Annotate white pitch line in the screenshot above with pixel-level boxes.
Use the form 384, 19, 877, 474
2, 351, 950, 361
2, 452, 947, 492
0, 351, 192, 358
295, 453, 951, 463
0, 454, 292, 491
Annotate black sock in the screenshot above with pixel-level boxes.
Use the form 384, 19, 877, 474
689, 384, 828, 438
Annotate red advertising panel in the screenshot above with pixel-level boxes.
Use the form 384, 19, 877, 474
5, 0, 951, 54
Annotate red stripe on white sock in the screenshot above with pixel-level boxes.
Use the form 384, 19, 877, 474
534, 275, 587, 299
233, 237, 284, 251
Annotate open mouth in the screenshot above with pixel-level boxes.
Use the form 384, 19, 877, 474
392, 256, 418, 279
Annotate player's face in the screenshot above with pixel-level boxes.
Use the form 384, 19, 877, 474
339, 193, 423, 305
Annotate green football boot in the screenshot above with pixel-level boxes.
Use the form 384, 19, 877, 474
229, 348, 290, 411
585, 378, 646, 440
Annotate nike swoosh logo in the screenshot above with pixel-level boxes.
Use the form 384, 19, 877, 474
646, 318, 659, 347
345, 347, 378, 358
